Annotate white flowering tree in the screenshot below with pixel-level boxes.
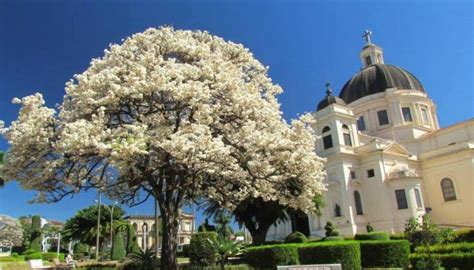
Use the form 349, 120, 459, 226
0, 215, 23, 250
1, 27, 325, 269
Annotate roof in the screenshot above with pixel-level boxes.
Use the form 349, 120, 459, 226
339, 64, 425, 104
316, 94, 347, 111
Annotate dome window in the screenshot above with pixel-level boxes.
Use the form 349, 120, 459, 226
377, 109, 390, 126
402, 107, 413, 122
421, 106, 431, 125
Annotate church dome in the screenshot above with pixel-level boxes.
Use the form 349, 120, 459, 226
317, 83, 347, 111
339, 64, 425, 104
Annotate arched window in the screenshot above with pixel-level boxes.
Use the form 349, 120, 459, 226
342, 124, 352, 146
133, 223, 138, 232
441, 178, 457, 202
354, 191, 364, 215
322, 126, 333, 149
357, 116, 366, 131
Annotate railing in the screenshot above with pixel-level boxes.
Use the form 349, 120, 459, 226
386, 169, 419, 179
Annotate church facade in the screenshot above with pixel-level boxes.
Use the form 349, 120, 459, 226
267, 31, 474, 240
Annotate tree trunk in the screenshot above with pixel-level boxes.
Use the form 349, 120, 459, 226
160, 211, 179, 270
246, 221, 272, 245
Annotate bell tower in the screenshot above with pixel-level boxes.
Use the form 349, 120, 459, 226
360, 30, 385, 67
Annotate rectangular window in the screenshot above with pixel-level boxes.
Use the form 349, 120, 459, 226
367, 169, 375, 178
365, 56, 372, 65
395, 189, 409, 209
343, 133, 352, 146
414, 188, 423, 209
323, 135, 333, 149
421, 107, 430, 125
350, 171, 356, 179
377, 110, 389, 126
402, 107, 413, 122
357, 116, 366, 131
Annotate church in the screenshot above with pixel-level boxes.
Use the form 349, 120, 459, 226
267, 31, 474, 239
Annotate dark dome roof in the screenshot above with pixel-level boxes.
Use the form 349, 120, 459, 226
317, 94, 347, 111
339, 64, 425, 104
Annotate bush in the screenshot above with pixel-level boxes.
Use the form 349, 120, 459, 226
360, 240, 410, 268
298, 241, 361, 270
126, 223, 140, 255
0, 256, 25, 262
189, 232, 218, 266
25, 252, 42, 260
245, 244, 299, 269
111, 230, 126, 260
182, 265, 250, 270
410, 252, 474, 270
453, 229, 474, 243
324, 222, 339, 237
322, 236, 344, 241
390, 233, 405, 240
415, 242, 474, 254
74, 242, 90, 255
30, 215, 42, 252
354, 231, 390, 241
73, 252, 85, 260
42, 252, 65, 262
285, 231, 308, 243
23, 249, 37, 255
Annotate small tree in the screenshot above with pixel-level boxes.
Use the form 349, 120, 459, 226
126, 224, 140, 255
325, 221, 339, 237
210, 237, 242, 270
0, 215, 23, 250
214, 212, 233, 239
404, 215, 441, 269
111, 229, 126, 260
29, 215, 42, 252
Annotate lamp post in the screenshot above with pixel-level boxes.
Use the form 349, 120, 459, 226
94, 191, 101, 260
102, 201, 119, 247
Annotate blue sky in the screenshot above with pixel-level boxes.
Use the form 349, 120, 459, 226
0, 0, 472, 227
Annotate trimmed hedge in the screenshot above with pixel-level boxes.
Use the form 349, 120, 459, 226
453, 229, 474, 243
360, 240, 410, 268
25, 252, 42, 260
354, 231, 390, 241
42, 252, 65, 262
390, 233, 406, 240
189, 232, 218, 266
245, 244, 299, 269
298, 241, 361, 270
415, 242, 474, 254
322, 236, 344, 241
0, 256, 25, 262
285, 231, 308, 243
410, 252, 474, 270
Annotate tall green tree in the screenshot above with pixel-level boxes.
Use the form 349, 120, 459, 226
62, 205, 125, 246
214, 212, 233, 239
126, 224, 140, 255
30, 215, 42, 251
111, 229, 126, 260
0, 151, 4, 187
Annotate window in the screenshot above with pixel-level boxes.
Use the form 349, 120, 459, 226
402, 107, 413, 122
350, 171, 356, 179
367, 169, 375, 178
441, 178, 457, 202
377, 110, 389, 126
414, 188, 423, 209
354, 191, 364, 215
342, 124, 352, 146
322, 126, 333, 150
334, 204, 342, 217
365, 56, 372, 66
395, 189, 408, 209
357, 116, 366, 131
421, 107, 430, 125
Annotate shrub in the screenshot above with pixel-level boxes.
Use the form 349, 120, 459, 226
25, 252, 42, 260
415, 242, 474, 254
390, 233, 405, 240
182, 265, 250, 270
354, 231, 390, 241
189, 232, 218, 266
30, 215, 42, 252
111, 230, 126, 260
23, 249, 37, 255
410, 252, 474, 270
73, 252, 85, 260
126, 223, 140, 255
322, 236, 344, 241
366, 223, 374, 233
325, 222, 339, 237
285, 231, 308, 243
360, 240, 410, 268
298, 241, 361, 270
42, 252, 65, 262
453, 229, 474, 243
245, 244, 299, 269
0, 256, 25, 262
73, 242, 90, 255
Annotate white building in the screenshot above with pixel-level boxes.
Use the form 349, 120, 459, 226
267, 31, 473, 240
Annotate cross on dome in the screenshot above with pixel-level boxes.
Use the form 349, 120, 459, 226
325, 82, 333, 96
362, 29, 373, 44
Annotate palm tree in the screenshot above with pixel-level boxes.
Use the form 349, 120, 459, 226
209, 236, 243, 270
